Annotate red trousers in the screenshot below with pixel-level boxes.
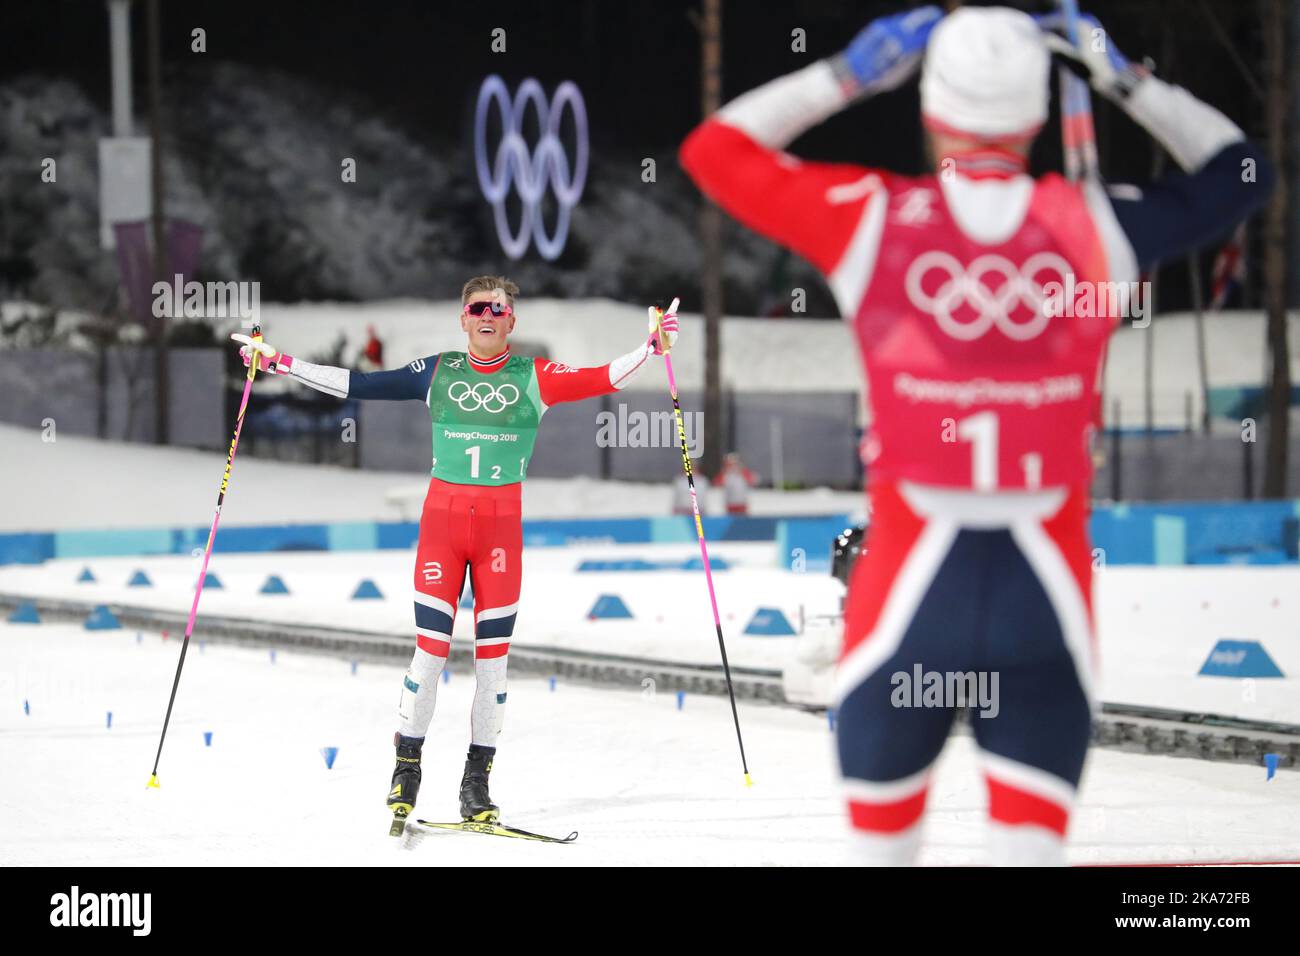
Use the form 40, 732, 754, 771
411, 478, 522, 660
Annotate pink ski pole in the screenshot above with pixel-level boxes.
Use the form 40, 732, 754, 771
147, 324, 271, 788
653, 298, 752, 785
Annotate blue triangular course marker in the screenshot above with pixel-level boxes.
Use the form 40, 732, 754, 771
193, 572, 223, 590
203, 731, 213, 747
84, 605, 122, 631
1265, 753, 1279, 780
320, 746, 339, 770
351, 579, 383, 600
577, 559, 659, 572
127, 570, 152, 587
260, 575, 289, 595
683, 556, 730, 571
1198, 639, 1285, 678
587, 594, 633, 619
77, 567, 96, 583
7, 602, 40, 624
744, 607, 797, 636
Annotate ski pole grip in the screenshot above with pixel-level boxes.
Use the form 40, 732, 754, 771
230, 330, 272, 382
652, 297, 681, 356
229, 332, 275, 356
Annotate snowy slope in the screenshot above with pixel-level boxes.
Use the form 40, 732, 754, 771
241, 300, 1300, 422
257, 296, 861, 395
1, 623, 1295, 866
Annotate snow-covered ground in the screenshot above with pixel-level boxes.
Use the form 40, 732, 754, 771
1, 623, 1294, 867
4, 547, 1299, 724
2, 416, 1296, 723
0, 424, 865, 533
0, 545, 834, 672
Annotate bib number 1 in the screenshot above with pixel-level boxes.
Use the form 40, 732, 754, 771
464, 445, 504, 481
956, 412, 998, 492
955, 412, 1041, 491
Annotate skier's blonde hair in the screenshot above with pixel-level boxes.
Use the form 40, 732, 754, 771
461, 275, 519, 308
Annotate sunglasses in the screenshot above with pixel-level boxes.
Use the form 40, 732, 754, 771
463, 301, 513, 318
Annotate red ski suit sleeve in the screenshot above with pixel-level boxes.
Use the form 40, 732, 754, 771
679, 117, 889, 277
534, 357, 618, 407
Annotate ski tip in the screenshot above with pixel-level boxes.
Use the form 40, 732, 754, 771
146, 774, 160, 789
744, 773, 754, 788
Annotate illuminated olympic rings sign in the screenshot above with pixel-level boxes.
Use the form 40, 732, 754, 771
473, 74, 589, 261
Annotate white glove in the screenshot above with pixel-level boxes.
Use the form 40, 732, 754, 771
1037, 12, 1146, 103
231, 332, 294, 374
647, 298, 680, 356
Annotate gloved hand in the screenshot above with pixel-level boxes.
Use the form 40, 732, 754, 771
648, 299, 680, 356
231, 332, 294, 375
838, 6, 943, 96
1036, 11, 1146, 101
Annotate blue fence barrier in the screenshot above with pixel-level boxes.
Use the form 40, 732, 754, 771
3, 501, 1298, 567
0, 514, 843, 565
1091, 500, 1300, 565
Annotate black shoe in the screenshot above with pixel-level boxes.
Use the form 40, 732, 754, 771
459, 744, 499, 822
387, 733, 424, 814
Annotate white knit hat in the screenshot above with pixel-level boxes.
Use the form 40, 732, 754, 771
920, 6, 1050, 141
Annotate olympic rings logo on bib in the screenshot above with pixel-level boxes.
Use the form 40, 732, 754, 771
904, 251, 1072, 341
447, 380, 520, 413
474, 75, 589, 262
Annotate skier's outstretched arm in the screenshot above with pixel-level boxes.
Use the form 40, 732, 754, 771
535, 308, 681, 408
237, 340, 437, 401
679, 8, 941, 273
1043, 14, 1275, 269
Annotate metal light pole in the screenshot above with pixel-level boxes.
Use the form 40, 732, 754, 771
1261, 0, 1293, 497
697, 0, 724, 480
147, 0, 169, 444
108, 0, 133, 136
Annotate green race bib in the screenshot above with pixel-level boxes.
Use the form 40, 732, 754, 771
427, 353, 542, 485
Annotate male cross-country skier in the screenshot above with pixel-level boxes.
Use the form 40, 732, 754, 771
681, 6, 1272, 864
238, 277, 679, 826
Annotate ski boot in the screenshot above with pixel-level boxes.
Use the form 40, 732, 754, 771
387, 733, 423, 836
459, 744, 500, 823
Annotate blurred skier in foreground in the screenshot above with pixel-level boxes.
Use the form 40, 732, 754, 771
681, 6, 1271, 864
